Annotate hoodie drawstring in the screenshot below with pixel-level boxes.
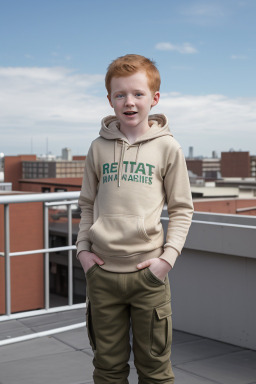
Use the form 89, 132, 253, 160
114, 140, 118, 163
135, 143, 142, 164
118, 141, 125, 187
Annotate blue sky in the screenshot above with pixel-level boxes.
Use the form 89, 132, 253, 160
0, 0, 256, 157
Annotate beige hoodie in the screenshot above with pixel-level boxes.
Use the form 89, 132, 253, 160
76, 114, 193, 272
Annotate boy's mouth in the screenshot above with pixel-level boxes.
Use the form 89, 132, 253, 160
124, 111, 137, 115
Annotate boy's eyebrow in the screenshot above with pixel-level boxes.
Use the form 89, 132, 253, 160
113, 89, 145, 95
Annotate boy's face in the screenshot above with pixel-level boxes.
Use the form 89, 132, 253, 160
107, 71, 160, 133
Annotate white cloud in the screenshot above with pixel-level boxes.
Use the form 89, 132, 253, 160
24, 54, 34, 60
179, 2, 225, 26
231, 54, 248, 60
0, 67, 110, 155
154, 93, 256, 156
183, 3, 224, 17
155, 42, 197, 54
0, 66, 255, 157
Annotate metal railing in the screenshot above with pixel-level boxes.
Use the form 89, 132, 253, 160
1, 194, 256, 321
1, 192, 256, 348
0, 191, 82, 322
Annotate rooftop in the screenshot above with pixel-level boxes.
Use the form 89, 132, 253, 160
1, 308, 256, 384
20, 177, 82, 186
1, 192, 256, 383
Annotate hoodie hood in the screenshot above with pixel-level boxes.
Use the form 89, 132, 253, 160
99, 114, 173, 144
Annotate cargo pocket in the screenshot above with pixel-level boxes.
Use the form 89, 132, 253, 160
86, 299, 96, 351
150, 301, 172, 356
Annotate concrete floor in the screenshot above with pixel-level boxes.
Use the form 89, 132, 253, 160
0, 308, 256, 384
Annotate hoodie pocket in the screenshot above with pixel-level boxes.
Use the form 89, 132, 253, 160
89, 214, 152, 256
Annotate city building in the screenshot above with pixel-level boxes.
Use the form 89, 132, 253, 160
22, 160, 85, 179
4, 154, 37, 191
186, 150, 256, 180
186, 157, 221, 180
62, 147, 72, 161
250, 155, 256, 177
0, 153, 4, 182
221, 151, 250, 178
0, 192, 44, 314
3, 154, 85, 192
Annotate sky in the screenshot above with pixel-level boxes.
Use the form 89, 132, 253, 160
0, 0, 256, 158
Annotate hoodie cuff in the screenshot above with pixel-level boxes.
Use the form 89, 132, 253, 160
76, 240, 91, 259
160, 246, 179, 268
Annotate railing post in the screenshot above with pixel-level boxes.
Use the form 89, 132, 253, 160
67, 204, 73, 305
4, 204, 11, 316
44, 203, 49, 310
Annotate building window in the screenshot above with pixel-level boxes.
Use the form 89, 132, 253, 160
42, 187, 51, 193
54, 188, 67, 192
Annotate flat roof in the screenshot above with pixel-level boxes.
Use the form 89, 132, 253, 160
20, 178, 82, 187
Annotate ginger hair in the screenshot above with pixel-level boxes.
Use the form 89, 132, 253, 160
105, 54, 161, 95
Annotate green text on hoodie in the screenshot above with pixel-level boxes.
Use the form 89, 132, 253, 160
76, 114, 194, 272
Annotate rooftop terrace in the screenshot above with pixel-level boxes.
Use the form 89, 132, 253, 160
1, 192, 256, 383
1, 308, 256, 384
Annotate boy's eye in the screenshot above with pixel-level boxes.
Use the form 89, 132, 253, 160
135, 93, 143, 97
116, 94, 124, 98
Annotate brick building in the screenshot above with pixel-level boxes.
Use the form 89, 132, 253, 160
221, 152, 250, 178
4, 155, 85, 192
186, 151, 255, 179
22, 160, 85, 179
4, 155, 37, 191
186, 159, 203, 177
0, 192, 44, 314
186, 158, 221, 179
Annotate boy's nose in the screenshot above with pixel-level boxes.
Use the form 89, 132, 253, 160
125, 95, 135, 106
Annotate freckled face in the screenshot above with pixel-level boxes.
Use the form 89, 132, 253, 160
108, 71, 160, 133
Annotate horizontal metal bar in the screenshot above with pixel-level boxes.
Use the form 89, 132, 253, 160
0, 245, 76, 258
236, 206, 256, 212
161, 217, 256, 229
0, 217, 254, 258
0, 322, 86, 346
193, 209, 256, 221
191, 219, 256, 230
45, 200, 78, 207
0, 303, 86, 322
0, 191, 80, 205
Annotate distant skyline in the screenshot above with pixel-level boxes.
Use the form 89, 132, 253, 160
0, 0, 256, 157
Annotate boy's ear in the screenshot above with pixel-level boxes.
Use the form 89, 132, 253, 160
107, 95, 113, 108
151, 91, 160, 108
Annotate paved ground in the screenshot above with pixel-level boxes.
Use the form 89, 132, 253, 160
0, 308, 256, 384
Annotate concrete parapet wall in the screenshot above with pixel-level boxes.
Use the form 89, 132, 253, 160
167, 212, 256, 350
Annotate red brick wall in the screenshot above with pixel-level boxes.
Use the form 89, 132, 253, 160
221, 152, 250, 177
0, 199, 44, 314
194, 198, 256, 215
186, 160, 203, 176
72, 155, 86, 161
4, 155, 36, 191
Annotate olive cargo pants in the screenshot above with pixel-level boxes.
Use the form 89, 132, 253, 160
86, 264, 174, 384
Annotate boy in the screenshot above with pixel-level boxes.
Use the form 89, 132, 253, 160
76, 54, 193, 384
